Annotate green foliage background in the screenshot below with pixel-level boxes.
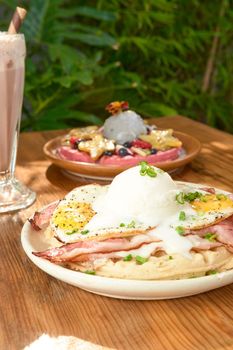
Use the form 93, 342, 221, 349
1, 0, 233, 132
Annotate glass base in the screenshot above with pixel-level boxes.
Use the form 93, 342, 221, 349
0, 177, 36, 213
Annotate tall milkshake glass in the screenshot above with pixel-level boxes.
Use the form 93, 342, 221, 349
0, 32, 36, 212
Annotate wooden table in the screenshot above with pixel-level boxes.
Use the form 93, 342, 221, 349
1, 116, 233, 350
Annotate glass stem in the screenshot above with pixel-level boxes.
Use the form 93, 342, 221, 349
9, 120, 21, 177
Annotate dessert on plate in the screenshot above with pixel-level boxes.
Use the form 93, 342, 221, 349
29, 162, 233, 280
57, 101, 183, 166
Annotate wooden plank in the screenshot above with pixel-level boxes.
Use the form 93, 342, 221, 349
1, 116, 233, 350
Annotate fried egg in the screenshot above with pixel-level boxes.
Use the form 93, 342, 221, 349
50, 184, 150, 243
173, 186, 233, 231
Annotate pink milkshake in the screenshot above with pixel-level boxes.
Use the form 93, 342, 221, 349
0, 32, 35, 212
0, 32, 25, 172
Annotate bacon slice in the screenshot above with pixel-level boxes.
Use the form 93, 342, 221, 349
71, 242, 162, 262
28, 201, 59, 231
69, 235, 223, 262
33, 229, 225, 263
186, 235, 222, 250
32, 235, 159, 262
190, 215, 233, 247
199, 187, 216, 194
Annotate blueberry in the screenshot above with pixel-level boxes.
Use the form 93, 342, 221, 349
123, 141, 132, 148
151, 148, 157, 154
118, 148, 129, 157
73, 141, 80, 149
104, 151, 113, 156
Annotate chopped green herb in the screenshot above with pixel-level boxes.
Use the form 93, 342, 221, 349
135, 256, 148, 265
66, 229, 78, 235
139, 161, 157, 178
176, 192, 185, 204
146, 167, 157, 177
184, 191, 203, 202
168, 256, 173, 260
206, 270, 217, 275
216, 194, 227, 200
120, 221, 136, 229
80, 229, 89, 235
139, 161, 147, 176
127, 220, 136, 228
84, 270, 96, 275
200, 196, 208, 202
179, 211, 186, 221
197, 211, 205, 217
176, 191, 207, 204
176, 226, 185, 235
204, 233, 217, 242
123, 254, 133, 261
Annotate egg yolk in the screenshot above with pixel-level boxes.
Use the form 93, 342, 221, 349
191, 194, 233, 212
52, 201, 95, 231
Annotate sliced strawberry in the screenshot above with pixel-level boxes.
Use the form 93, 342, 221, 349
70, 136, 77, 145
70, 137, 83, 149
131, 139, 152, 149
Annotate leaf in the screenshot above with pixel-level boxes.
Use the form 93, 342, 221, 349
21, 0, 50, 43
136, 103, 178, 117
2, 0, 19, 9
65, 32, 116, 47
48, 44, 85, 72
67, 111, 102, 125
120, 37, 150, 57
150, 11, 174, 25
54, 71, 93, 87
57, 6, 117, 21
34, 106, 102, 130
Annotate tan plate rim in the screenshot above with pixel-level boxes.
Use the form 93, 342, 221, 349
43, 131, 201, 178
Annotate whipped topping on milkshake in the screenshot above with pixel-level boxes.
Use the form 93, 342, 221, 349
0, 32, 25, 69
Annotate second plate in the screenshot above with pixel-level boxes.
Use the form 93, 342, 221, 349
43, 131, 201, 180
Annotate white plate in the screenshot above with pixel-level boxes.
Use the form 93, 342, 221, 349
21, 183, 233, 300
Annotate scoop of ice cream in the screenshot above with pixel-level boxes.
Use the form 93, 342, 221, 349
85, 164, 194, 256
103, 110, 147, 144
90, 165, 179, 227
